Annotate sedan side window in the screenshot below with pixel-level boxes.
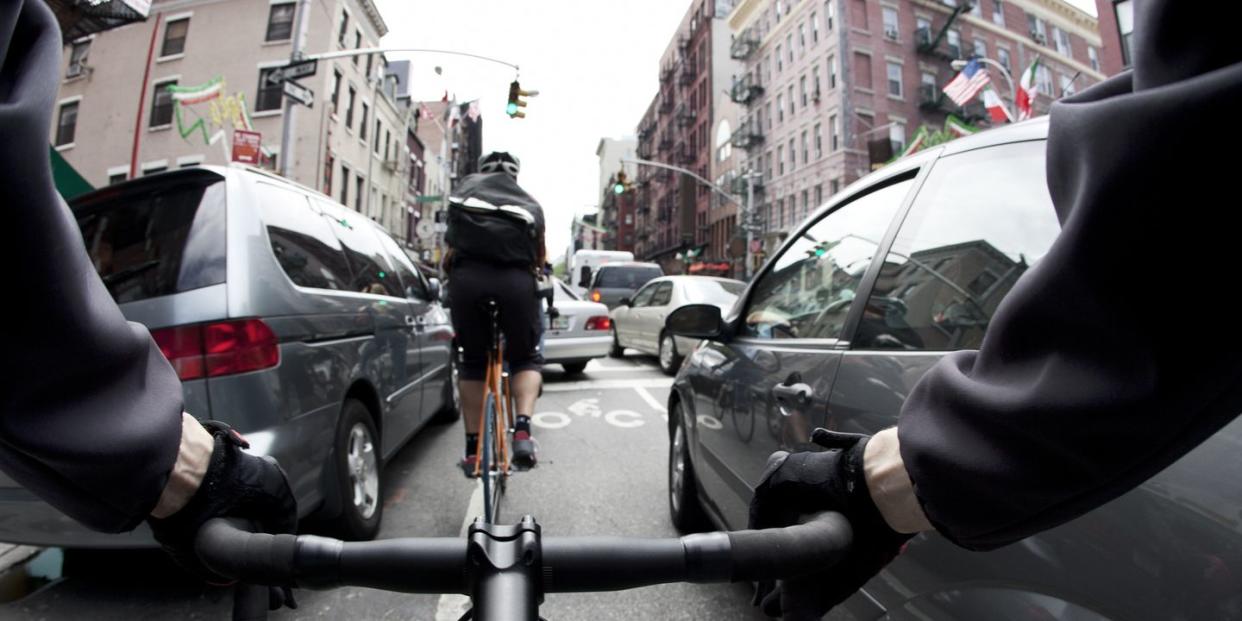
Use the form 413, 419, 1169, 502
742, 176, 915, 340
631, 283, 657, 307
853, 141, 1060, 351
650, 282, 673, 307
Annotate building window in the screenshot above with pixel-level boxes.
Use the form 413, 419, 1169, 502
1115, 0, 1134, 67
830, 114, 839, 151
1036, 64, 1054, 96
340, 164, 350, 205
814, 184, 822, 208
766, 100, 774, 129
789, 138, 797, 170
1060, 73, 1076, 97
812, 12, 819, 42
853, 0, 868, 30
947, 29, 962, 58
149, 80, 176, 127
812, 65, 821, 101
345, 86, 356, 128
800, 75, 808, 106
814, 122, 823, 158
799, 22, 807, 51
788, 85, 795, 115
256, 68, 284, 112
108, 171, 127, 185
374, 120, 383, 153
366, 53, 374, 80
777, 44, 783, 72
265, 3, 296, 42
143, 164, 167, 176
992, 0, 1006, 25
828, 54, 837, 89
1053, 26, 1071, 56
973, 38, 987, 59
338, 11, 349, 46
778, 145, 785, 175
330, 69, 342, 112
831, 178, 840, 194
997, 47, 1011, 72
855, 52, 872, 89
161, 18, 189, 57
882, 7, 898, 39
787, 34, 794, 63
67, 39, 90, 78
360, 103, 371, 140
56, 101, 78, 146
801, 131, 809, 163
776, 93, 784, 122
889, 122, 906, 153
825, 0, 835, 30
1027, 13, 1046, 45
355, 176, 364, 211
887, 62, 903, 98
353, 30, 362, 65
1088, 45, 1100, 71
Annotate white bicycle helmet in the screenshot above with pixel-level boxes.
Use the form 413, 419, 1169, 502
479, 151, 521, 178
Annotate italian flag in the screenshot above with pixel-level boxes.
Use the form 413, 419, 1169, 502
982, 87, 1013, 123
1016, 57, 1041, 121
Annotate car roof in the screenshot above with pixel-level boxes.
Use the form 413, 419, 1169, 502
938, 116, 1050, 157
597, 262, 661, 270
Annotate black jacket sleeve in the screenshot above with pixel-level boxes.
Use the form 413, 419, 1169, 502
0, 0, 183, 533
898, 0, 1242, 550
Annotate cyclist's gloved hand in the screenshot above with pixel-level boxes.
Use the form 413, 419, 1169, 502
148, 420, 298, 608
748, 428, 911, 620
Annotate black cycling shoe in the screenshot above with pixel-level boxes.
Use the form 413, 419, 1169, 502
512, 431, 537, 469
460, 454, 480, 479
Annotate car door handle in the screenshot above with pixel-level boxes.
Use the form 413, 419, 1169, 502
771, 382, 813, 407
405, 315, 424, 329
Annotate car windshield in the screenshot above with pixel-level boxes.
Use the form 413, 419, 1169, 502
595, 266, 663, 289
682, 279, 745, 307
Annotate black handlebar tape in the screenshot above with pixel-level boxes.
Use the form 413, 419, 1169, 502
196, 519, 298, 585
541, 537, 695, 592
725, 512, 853, 583
335, 538, 469, 594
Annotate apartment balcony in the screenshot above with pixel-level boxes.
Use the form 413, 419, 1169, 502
676, 144, 696, 165
660, 63, 675, 84
915, 26, 961, 61
730, 74, 764, 105
675, 104, 697, 128
730, 120, 764, 150
730, 174, 764, 195
677, 35, 691, 54
679, 61, 697, 86
658, 135, 674, 153
637, 142, 653, 159
658, 95, 674, 113
731, 29, 759, 60
918, 83, 952, 111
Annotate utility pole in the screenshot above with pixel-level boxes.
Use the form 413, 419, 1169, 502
744, 169, 756, 280
278, 0, 311, 178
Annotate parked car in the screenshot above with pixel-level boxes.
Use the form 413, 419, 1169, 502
569, 249, 634, 296
664, 117, 1242, 621
610, 275, 745, 375
586, 262, 663, 308
0, 165, 457, 547
543, 277, 613, 375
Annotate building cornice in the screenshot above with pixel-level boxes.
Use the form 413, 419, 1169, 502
728, 0, 769, 31
357, 0, 389, 38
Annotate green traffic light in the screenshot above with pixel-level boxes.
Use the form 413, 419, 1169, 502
506, 103, 519, 116
614, 183, 625, 195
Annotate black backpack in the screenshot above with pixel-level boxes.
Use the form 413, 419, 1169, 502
445, 172, 545, 268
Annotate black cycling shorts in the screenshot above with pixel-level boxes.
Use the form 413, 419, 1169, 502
448, 260, 544, 381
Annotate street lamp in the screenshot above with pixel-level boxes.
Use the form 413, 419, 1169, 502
952, 57, 1017, 121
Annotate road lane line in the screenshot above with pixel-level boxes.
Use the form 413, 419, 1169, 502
634, 386, 668, 413
543, 378, 673, 392
434, 481, 485, 620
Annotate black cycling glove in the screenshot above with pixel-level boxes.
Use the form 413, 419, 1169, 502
748, 429, 912, 620
147, 421, 298, 609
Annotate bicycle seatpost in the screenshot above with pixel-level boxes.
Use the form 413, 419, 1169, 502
468, 516, 542, 621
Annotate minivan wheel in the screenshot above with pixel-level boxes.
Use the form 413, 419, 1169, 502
333, 399, 382, 540
432, 353, 462, 424
609, 327, 625, 358
658, 332, 681, 376
561, 361, 588, 375
669, 404, 708, 533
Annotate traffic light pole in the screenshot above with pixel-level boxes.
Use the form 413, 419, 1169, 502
278, 0, 311, 178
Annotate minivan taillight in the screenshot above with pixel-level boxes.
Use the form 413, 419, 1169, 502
584, 316, 611, 331
152, 319, 279, 380
590, 290, 602, 302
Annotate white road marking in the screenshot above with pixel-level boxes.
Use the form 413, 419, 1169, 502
531, 411, 572, 429
543, 378, 673, 392
567, 398, 602, 417
604, 409, 645, 428
434, 481, 485, 620
634, 386, 668, 413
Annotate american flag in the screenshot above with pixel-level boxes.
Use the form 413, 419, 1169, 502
942, 59, 991, 106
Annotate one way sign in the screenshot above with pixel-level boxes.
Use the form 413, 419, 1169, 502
265, 58, 318, 86
282, 80, 314, 108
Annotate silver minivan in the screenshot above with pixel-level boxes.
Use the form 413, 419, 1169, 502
0, 165, 456, 546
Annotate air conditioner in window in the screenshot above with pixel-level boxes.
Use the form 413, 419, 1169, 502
1030, 31, 1047, 45
884, 27, 899, 40
812, 88, 822, 103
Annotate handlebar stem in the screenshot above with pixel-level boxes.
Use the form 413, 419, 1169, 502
468, 516, 543, 621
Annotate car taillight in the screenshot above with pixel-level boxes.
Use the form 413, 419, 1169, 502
584, 316, 611, 331
151, 319, 279, 380
590, 290, 602, 302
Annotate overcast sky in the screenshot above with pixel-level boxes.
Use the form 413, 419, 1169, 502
374, 0, 1097, 259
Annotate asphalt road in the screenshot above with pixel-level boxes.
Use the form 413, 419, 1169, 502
0, 355, 852, 620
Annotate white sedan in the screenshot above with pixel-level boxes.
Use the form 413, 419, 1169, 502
609, 276, 746, 375
543, 278, 613, 375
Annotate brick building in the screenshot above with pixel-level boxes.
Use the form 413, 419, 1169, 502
1093, 0, 1130, 76
725, 0, 1104, 254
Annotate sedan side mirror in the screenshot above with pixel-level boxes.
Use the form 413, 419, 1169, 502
426, 277, 444, 303
666, 304, 724, 340
620, 297, 632, 307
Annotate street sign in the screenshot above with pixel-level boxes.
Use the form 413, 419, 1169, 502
282, 80, 314, 108
231, 130, 262, 164
265, 58, 318, 86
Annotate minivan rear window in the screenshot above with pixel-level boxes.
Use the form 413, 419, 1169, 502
595, 266, 662, 289
75, 172, 226, 304
256, 183, 353, 291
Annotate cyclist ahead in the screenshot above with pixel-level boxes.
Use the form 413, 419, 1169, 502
443, 152, 546, 474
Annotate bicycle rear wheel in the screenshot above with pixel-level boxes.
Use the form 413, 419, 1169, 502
481, 393, 504, 524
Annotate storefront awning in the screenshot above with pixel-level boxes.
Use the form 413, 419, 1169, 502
50, 147, 93, 200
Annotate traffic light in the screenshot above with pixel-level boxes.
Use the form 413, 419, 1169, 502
506, 80, 538, 119
613, 171, 629, 194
